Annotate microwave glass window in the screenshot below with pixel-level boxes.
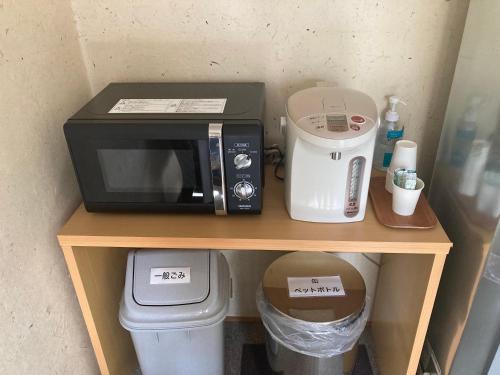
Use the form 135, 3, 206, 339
97, 147, 202, 202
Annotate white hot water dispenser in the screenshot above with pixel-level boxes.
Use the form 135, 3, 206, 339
285, 87, 379, 223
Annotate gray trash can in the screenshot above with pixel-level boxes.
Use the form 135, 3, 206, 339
257, 252, 368, 375
119, 249, 230, 375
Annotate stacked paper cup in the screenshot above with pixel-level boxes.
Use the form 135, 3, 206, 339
385, 140, 418, 193
385, 140, 424, 216
392, 178, 425, 215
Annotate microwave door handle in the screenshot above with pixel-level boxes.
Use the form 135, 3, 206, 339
208, 123, 227, 215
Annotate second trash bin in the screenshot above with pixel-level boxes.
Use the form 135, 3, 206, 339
119, 249, 230, 375
257, 252, 369, 375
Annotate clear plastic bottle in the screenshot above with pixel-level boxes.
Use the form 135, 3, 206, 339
449, 97, 481, 167
373, 96, 406, 171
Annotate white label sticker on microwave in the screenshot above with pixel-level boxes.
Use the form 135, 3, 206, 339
150, 267, 191, 284
109, 98, 227, 114
287, 276, 346, 298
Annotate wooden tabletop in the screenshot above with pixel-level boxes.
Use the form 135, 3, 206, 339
58, 167, 451, 254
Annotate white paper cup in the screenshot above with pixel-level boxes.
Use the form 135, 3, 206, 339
392, 178, 424, 216
385, 170, 395, 193
389, 140, 417, 172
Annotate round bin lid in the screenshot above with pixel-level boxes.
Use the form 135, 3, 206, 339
263, 252, 366, 323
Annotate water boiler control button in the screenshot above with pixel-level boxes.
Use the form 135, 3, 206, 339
234, 181, 255, 200
234, 153, 252, 170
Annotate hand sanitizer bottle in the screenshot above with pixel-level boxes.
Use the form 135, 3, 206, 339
374, 96, 407, 171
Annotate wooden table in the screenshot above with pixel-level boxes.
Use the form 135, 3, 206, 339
58, 168, 451, 375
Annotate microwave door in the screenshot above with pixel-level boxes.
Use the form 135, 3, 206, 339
97, 148, 184, 201
196, 139, 215, 204
97, 143, 210, 202
159, 143, 214, 204
97, 147, 186, 202
68, 133, 215, 212
159, 150, 183, 202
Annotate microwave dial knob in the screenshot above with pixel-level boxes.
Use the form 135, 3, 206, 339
234, 153, 252, 170
234, 181, 255, 200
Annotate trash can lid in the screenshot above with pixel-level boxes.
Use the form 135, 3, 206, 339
119, 250, 230, 331
133, 249, 210, 306
263, 252, 366, 323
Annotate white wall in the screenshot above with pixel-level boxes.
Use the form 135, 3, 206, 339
0, 1, 95, 374
72, 0, 469, 184
0, 0, 470, 374
222, 250, 286, 316
69, 0, 469, 318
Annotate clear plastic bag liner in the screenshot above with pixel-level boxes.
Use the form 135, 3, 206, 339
256, 285, 369, 358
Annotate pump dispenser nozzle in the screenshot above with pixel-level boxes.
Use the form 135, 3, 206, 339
386, 96, 407, 122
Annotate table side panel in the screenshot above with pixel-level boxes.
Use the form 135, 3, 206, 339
68, 246, 136, 375
56, 167, 451, 375
58, 167, 451, 254
372, 253, 445, 375
61, 245, 110, 374
58, 234, 450, 254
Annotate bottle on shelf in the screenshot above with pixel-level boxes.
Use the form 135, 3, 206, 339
476, 121, 500, 218
373, 96, 407, 171
449, 96, 482, 167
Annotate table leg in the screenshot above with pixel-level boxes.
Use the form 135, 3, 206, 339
372, 253, 446, 375
61, 245, 136, 375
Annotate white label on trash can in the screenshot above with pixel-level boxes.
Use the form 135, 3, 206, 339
287, 276, 346, 298
150, 267, 191, 284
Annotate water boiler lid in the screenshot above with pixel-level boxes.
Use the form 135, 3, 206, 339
263, 252, 366, 323
286, 87, 378, 141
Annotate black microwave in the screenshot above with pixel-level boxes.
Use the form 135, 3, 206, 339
64, 82, 265, 214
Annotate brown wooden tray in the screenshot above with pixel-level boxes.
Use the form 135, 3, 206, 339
369, 176, 437, 229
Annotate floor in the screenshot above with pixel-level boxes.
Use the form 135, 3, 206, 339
224, 321, 379, 375
134, 320, 378, 374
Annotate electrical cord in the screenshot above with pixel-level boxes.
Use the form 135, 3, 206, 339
274, 157, 284, 181
264, 145, 285, 181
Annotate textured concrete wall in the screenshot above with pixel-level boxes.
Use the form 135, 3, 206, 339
0, 1, 470, 374
0, 1, 95, 374
72, 0, 469, 184
69, 0, 469, 319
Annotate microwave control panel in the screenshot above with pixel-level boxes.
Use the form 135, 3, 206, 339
223, 124, 263, 214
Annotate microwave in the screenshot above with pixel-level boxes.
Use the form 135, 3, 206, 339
64, 82, 265, 214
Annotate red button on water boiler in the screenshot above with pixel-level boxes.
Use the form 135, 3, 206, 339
351, 115, 365, 124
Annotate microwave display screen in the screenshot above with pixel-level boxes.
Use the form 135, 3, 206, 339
97, 147, 202, 202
